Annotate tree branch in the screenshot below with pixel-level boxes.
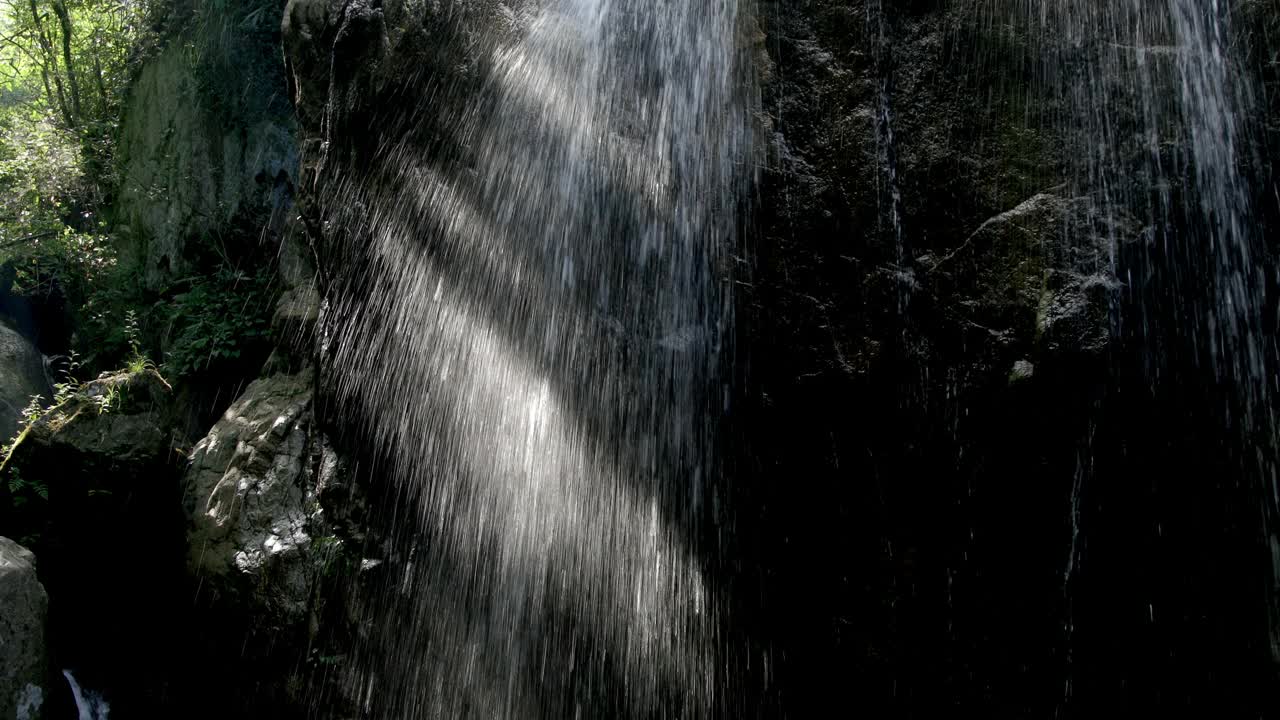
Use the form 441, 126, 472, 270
0, 230, 60, 251
50, 0, 79, 122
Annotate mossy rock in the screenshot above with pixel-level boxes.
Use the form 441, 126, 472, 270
0, 369, 179, 547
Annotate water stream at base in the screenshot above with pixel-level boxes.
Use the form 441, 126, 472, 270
62, 671, 109, 720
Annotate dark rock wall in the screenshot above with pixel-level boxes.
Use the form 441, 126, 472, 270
737, 1, 1279, 717
115, 0, 298, 292
277, 0, 1280, 718
737, 4, 1076, 716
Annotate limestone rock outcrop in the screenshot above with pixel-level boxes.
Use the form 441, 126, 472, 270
0, 320, 49, 443
182, 367, 367, 715
115, 0, 297, 290
0, 537, 47, 720
185, 369, 324, 624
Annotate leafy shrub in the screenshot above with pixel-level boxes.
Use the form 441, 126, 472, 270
1, 397, 48, 544
162, 264, 276, 378
121, 308, 154, 373
6, 467, 48, 523
0, 111, 117, 314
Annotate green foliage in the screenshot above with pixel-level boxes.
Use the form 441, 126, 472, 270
52, 377, 76, 403
18, 393, 42, 426
6, 466, 47, 510
3, 223, 116, 311
0, 0, 282, 390
0, 0, 156, 377
49, 348, 79, 405
0, 0, 151, 133
74, 261, 139, 369
162, 264, 275, 378
0, 2, 165, 543
305, 649, 345, 668
183, 0, 290, 123
91, 378, 118, 413
121, 307, 154, 373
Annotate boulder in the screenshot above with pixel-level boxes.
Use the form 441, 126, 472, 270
0, 320, 50, 443
0, 369, 176, 544
0, 537, 47, 720
182, 366, 366, 714
919, 192, 1128, 364
184, 369, 320, 624
3, 370, 173, 473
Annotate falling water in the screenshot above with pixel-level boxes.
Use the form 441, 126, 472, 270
320, 0, 754, 717
984, 0, 1280, 671
62, 671, 109, 720
868, 1, 912, 314
1060, 419, 1095, 712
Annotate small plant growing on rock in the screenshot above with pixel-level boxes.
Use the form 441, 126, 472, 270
18, 394, 43, 427
5, 467, 47, 509
0, 392, 42, 471
1, 394, 46, 461
123, 309, 155, 374
91, 383, 121, 415
51, 351, 82, 406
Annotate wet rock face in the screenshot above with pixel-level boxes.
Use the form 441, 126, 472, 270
1242, 3, 1280, 241
281, 0, 539, 273
732, 3, 1136, 716
183, 368, 365, 716
0, 537, 47, 720
275, 0, 1278, 715
278, 0, 1122, 714
744, 1, 1068, 382
918, 193, 1128, 362
0, 319, 50, 442
738, 2, 1280, 717
116, 0, 297, 291
282, 0, 534, 132
185, 369, 322, 623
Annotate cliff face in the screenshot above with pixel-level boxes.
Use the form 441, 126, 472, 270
735, 4, 1103, 715
281, 0, 535, 279
276, 1, 1280, 718
738, 2, 1279, 716
115, 0, 297, 292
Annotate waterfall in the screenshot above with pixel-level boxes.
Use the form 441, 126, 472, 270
985, 0, 1280, 680
1166, 3, 1280, 660
320, 1, 754, 716
62, 671, 109, 720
